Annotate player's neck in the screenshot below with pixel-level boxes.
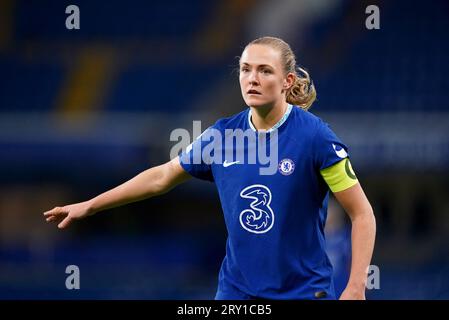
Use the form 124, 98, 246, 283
250, 101, 288, 131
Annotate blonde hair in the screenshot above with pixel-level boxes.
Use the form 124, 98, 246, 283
246, 36, 316, 111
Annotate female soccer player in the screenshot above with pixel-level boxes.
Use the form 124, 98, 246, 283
44, 37, 376, 300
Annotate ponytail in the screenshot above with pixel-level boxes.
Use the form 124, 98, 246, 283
286, 67, 316, 111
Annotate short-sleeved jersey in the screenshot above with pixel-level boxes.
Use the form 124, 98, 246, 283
179, 104, 350, 299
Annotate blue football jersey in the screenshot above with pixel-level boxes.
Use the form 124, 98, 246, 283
179, 104, 349, 300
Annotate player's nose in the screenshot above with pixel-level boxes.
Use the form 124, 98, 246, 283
248, 71, 259, 85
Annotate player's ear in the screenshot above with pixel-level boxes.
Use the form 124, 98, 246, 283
283, 73, 295, 90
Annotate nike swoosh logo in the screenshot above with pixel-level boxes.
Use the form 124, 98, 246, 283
332, 144, 348, 158
223, 160, 240, 167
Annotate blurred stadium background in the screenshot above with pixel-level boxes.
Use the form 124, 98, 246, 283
1, 0, 448, 299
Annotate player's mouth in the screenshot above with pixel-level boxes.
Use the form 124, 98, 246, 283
247, 89, 261, 95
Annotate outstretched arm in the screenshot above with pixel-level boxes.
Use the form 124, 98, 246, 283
333, 182, 376, 300
43, 157, 191, 229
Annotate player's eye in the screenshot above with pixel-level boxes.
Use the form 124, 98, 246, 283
261, 69, 272, 74
240, 67, 249, 73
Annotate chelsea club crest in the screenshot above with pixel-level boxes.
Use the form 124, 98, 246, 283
278, 158, 295, 176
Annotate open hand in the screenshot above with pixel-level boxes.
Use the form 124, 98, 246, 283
43, 200, 93, 229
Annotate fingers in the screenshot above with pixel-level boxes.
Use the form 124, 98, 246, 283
46, 216, 57, 222
44, 206, 70, 227
43, 206, 68, 217
58, 216, 72, 229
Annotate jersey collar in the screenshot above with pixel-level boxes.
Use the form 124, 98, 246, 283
248, 103, 293, 133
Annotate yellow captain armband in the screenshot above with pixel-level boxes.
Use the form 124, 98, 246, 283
320, 158, 358, 193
